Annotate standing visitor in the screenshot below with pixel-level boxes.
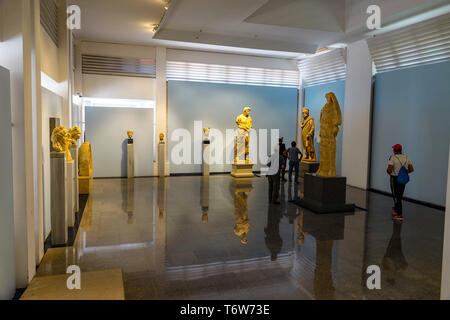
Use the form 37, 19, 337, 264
287, 141, 303, 183
279, 137, 287, 182
387, 144, 414, 221
267, 145, 284, 204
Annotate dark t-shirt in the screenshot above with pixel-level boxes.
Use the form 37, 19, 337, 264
287, 147, 301, 162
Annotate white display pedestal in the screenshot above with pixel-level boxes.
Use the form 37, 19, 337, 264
66, 160, 74, 227
158, 142, 165, 177
202, 140, 210, 177
69, 145, 79, 213
50, 152, 68, 245
127, 143, 134, 178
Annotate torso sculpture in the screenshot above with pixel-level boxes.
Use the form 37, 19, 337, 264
301, 108, 316, 163
234, 106, 252, 163
316, 92, 342, 177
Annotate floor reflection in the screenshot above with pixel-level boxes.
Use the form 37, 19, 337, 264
383, 221, 408, 286
231, 178, 252, 245
35, 175, 444, 300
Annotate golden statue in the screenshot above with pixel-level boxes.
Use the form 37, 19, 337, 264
203, 127, 211, 141
78, 142, 93, 194
127, 130, 133, 139
234, 106, 252, 163
159, 133, 164, 142
51, 126, 73, 161
316, 92, 342, 178
68, 126, 81, 146
301, 108, 316, 163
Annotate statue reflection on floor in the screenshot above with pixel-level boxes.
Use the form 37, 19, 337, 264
230, 178, 253, 245
201, 176, 210, 223
121, 177, 135, 224
297, 209, 348, 300
157, 177, 167, 218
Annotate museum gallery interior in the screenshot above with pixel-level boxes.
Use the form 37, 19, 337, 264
0, 0, 450, 301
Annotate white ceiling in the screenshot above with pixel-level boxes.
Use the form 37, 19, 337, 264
72, 0, 450, 59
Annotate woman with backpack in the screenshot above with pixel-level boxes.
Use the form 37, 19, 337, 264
387, 144, 414, 221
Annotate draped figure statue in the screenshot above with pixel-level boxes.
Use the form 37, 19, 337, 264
316, 92, 342, 178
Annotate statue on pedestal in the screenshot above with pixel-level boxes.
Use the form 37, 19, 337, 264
234, 106, 252, 163
51, 126, 72, 161
127, 129, 134, 144
159, 133, 165, 143
203, 127, 210, 141
316, 92, 342, 178
68, 126, 81, 146
301, 108, 316, 163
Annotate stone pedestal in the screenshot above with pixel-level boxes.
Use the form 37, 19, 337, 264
299, 161, 319, 178
66, 160, 74, 227
69, 145, 79, 213
127, 143, 134, 178
158, 142, 165, 177
231, 160, 254, 178
202, 140, 210, 177
201, 176, 209, 222
296, 173, 355, 213
50, 152, 68, 245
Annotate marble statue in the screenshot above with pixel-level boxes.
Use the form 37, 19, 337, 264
301, 108, 316, 163
51, 126, 73, 161
316, 92, 342, 178
234, 106, 252, 163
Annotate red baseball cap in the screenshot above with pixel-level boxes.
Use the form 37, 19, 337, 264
392, 144, 403, 151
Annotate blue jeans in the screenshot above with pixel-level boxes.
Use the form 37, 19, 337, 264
288, 161, 299, 182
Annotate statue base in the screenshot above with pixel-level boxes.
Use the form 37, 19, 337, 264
299, 161, 319, 178
231, 160, 254, 178
296, 173, 355, 213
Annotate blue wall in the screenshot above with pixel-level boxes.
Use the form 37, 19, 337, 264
85, 107, 154, 178
168, 81, 298, 174
371, 61, 450, 206
304, 80, 346, 176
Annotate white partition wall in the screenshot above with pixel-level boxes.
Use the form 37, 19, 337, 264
341, 40, 373, 189
0, 66, 16, 299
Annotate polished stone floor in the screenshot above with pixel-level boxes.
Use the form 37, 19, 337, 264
36, 175, 444, 300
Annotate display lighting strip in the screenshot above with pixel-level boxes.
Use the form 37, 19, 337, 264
82, 97, 155, 109
167, 61, 300, 88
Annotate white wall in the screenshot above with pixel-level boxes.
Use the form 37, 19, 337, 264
0, 66, 16, 300
82, 74, 156, 100
441, 145, 450, 300
0, 0, 37, 288
40, 25, 59, 82
41, 88, 63, 239
341, 40, 373, 189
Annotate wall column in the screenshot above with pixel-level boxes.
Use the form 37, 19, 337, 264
441, 145, 450, 300
154, 47, 169, 176
341, 40, 373, 189
0, 0, 38, 288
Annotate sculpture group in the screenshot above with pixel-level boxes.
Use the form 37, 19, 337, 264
50, 126, 81, 162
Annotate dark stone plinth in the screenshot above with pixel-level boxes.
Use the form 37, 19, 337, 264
296, 173, 355, 213
299, 162, 319, 178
